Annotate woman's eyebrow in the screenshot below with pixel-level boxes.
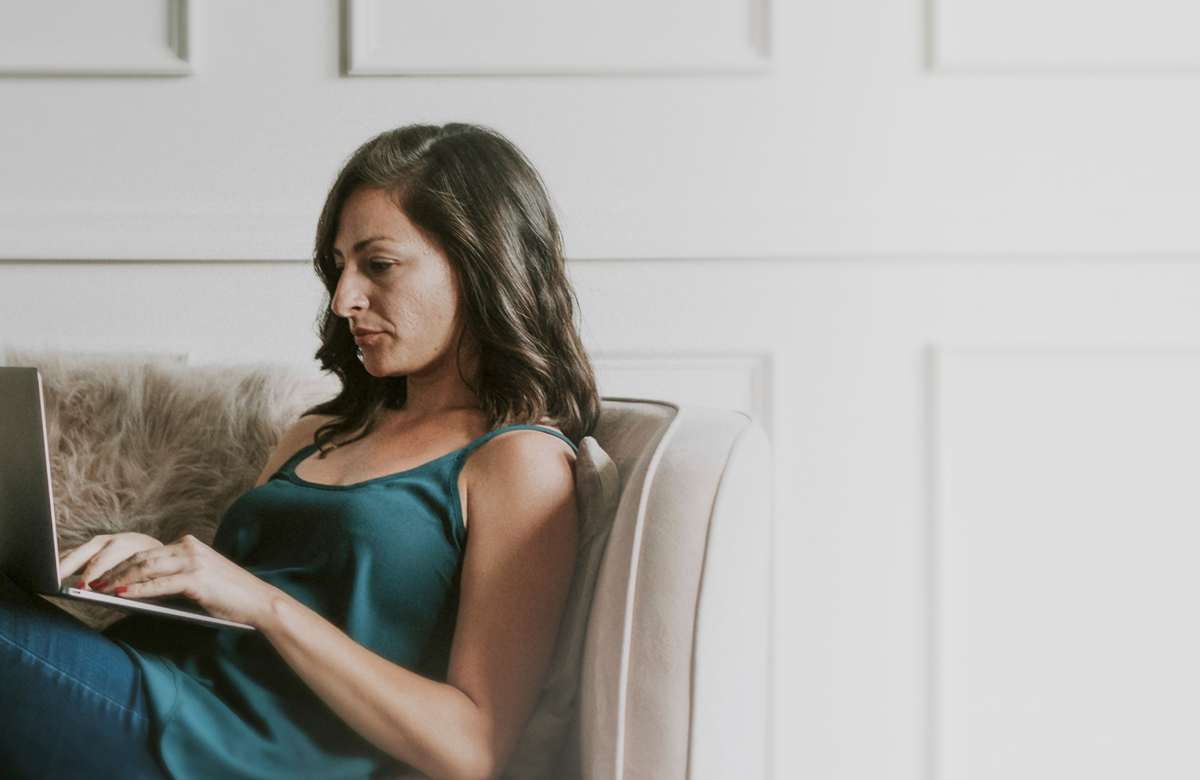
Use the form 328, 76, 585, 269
333, 236, 392, 257
352, 236, 391, 254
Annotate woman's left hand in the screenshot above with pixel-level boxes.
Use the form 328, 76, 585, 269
93, 535, 278, 627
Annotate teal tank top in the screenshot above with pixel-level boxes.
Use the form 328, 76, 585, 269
108, 425, 575, 780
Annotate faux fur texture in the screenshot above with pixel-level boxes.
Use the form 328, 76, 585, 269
8, 351, 332, 629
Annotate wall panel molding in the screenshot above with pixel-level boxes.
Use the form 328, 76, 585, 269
594, 351, 773, 438
930, 0, 1200, 71
927, 344, 1200, 780
3, 343, 192, 365
344, 0, 772, 75
0, 0, 190, 77
0, 202, 314, 262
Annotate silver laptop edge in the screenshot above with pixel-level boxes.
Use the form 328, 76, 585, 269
61, 586, 255, 630
35, 371, 65, 581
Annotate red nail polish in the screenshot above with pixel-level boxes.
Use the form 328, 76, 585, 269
76, 581, 86, 590
89, 579, 108, 590
114, 586, 128, 595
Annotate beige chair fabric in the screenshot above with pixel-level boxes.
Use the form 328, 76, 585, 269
577, 400, 772, 780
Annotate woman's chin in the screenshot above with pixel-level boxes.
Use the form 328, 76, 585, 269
360, 357, 404, 378
363, 365, 389, 378
358, 357, 385, 377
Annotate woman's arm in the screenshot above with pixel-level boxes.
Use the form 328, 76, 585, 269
259, 429, 578, 780
96, 425, 578, 780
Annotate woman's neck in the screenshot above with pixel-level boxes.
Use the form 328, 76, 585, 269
399, 360, 480, 421
395, 326, 482, 422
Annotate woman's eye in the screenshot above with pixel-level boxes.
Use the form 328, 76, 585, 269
368, 260, 393, 273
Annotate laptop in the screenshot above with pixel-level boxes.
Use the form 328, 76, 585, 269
0, 366, 254, 631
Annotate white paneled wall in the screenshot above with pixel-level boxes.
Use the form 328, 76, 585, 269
345, 0, 771, 74
3, 1, 1200, 778
934, 348, 1200, 780
934, 0, 1200, 70
593, 352, 773, 436
0, 0, 190, 75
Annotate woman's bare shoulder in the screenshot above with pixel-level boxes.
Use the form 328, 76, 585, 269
254, 414, 336, 486
468, 426, 577, 475
460, 427, 577, 525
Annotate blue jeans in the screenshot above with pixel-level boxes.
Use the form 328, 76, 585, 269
0, 572, 170, 780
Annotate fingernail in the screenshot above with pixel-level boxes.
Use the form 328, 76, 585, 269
114, 586, 128, 595
76, 581, 86, 590
88, 579, 108, 590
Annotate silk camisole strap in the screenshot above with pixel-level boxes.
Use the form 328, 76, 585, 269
276, 423, 577, 540
278, 423, 577, 486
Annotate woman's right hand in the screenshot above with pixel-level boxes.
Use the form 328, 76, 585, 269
59, 533, 164, 590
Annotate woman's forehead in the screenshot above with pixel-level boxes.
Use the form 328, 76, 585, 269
335, 190, 415, 246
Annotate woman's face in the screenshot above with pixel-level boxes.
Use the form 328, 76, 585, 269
331, 187, 468, 382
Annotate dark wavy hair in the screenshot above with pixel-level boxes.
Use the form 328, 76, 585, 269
306, 123, 600, 450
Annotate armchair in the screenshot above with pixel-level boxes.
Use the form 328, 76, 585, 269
18, 354, 772, 780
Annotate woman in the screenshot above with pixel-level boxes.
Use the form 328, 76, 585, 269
0, 123, 601, 780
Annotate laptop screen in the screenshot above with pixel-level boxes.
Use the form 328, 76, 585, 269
0, 367, 65, 593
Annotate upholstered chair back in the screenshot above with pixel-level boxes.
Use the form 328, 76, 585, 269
580, 401, 772, 780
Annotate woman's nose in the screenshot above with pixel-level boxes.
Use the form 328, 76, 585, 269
331, 268, 367, 318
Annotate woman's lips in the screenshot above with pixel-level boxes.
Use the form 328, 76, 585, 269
352, 330, 382, 345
